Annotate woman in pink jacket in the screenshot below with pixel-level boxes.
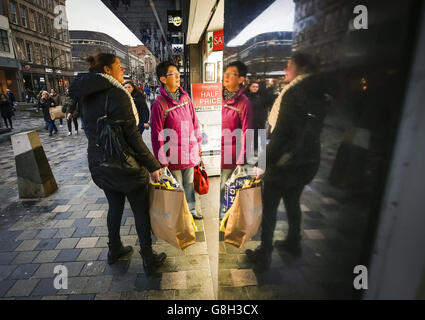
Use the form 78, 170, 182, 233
150, 61, 203, 219
220, 61, 252, 218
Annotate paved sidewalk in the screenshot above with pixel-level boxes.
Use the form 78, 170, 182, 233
0, 114, 215, 300
0, 109, 45, 144
0, 110, 369, 300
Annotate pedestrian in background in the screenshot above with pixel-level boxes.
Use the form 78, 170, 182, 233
144, 84, 150, 100
50, 88, 63, 128
246, 53, 328, 270
69, 52, 166, 274
25, 88, 32, 103
150, 61, 203, 220
220, 61, 252, 219
37, 91, 57, 136
123, 80, 150, 136
0, 93, 14, 129
245, 81, 268, 154
62, 88, 79, 136
6, 89, 15, 105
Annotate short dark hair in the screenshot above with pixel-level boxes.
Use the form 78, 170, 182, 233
225, 61, 248, 78
290, 53, 318, 74
156, 61, 178, 81
86, 53, 117, 73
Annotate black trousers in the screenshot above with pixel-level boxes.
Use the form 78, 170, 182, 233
2, 116, 12, 128
67, 118, 78, 132
260, 163, 319, 251
104, 184, 152, 249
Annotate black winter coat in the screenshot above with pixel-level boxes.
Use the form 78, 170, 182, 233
0, 100, 14, 118
245, 91, 267, 130
133, 92, 150, 124
69, 72, 161, 192
261, 74, 328, 186
63, 95, 79, 118
37, 97, 55, 122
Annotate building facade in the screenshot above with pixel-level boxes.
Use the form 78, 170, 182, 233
101, 0, 178, 63
70, 30, 129, 74
127, 52, 145, 83
0, 11, 21, 97
2, 0, 74, 98
127, 45, 157, 85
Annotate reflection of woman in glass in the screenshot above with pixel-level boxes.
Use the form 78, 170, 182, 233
247, 53, 328, 271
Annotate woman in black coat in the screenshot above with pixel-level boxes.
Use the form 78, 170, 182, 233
36, 91, 58, 136
123, 80, 150, 136
69, 53, 166, 274
0, 93, 14, 129
245, 81, 268, 153
246, 53, 328, 270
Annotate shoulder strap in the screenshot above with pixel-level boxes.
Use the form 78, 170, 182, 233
224, 99, 245, 121
95, 91, 109, 125
104, 92, 109, 117
156, 95, 168, 114
156, 94, 189, 123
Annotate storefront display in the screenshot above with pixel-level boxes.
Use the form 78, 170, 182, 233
191, 83, 222, 176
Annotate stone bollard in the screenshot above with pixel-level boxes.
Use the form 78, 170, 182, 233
11, 131, 57, 198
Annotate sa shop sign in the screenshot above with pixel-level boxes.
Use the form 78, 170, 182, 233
213, 30, 223, 51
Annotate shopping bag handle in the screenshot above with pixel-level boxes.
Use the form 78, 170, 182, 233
162, 166, 172, 177
161, 167, 179, 185
230, 166, 248, 182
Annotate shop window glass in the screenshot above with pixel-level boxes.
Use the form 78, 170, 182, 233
10, 3, 18, 24
26, 42, 32, 62
20, 6, 28, 27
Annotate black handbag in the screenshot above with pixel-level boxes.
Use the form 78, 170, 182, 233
91, 90, 146, 193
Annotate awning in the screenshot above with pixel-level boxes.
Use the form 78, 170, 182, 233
0, 57, 20, 69
207, 0, 224, 32
186, 0, 218, 44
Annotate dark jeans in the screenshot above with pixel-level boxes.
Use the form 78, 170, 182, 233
67, 118, 78, 132
47, 120, 58, 134
260, 181, 305, 251
103, 185, 152, 249
59, 118, 63, 125
260, 163, 319, 252
2, 116, 12, 128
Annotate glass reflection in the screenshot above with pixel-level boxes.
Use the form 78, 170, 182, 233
219, 0, 418, 300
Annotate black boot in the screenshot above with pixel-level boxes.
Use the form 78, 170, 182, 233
275, 236, 301, 256
140, 247, 167, 275
245, 245, 272, 272
107, 241, 133, 265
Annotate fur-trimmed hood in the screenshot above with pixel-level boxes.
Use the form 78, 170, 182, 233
69, 72, 139, 125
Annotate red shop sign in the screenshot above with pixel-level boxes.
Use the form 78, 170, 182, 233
213, 30, 223, 51
191, 83, 222, 109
